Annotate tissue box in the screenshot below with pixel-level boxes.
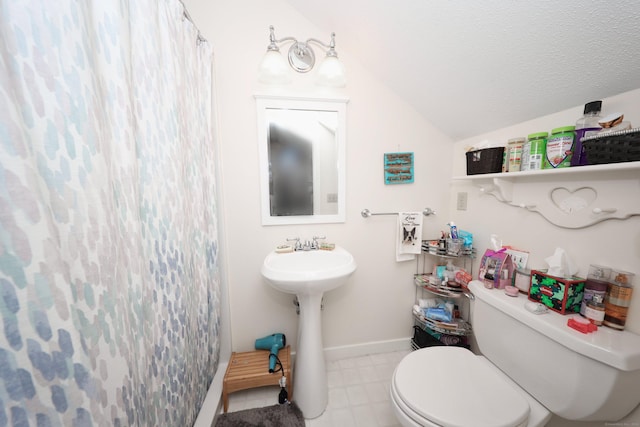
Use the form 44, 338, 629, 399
528, 269, 585, 314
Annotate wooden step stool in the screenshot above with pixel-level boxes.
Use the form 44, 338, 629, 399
222, 346, 293, 413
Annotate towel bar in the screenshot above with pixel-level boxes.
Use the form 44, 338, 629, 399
361, 208, 436, 218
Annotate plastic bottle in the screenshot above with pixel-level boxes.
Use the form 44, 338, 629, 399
448, 222, 458, 239
543, 126, 575, 169
507, 138, 524, 172
572, 100, 602, 166
525, 132, 548, 171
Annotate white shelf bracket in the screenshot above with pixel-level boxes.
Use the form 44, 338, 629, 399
476, 177, 513, 202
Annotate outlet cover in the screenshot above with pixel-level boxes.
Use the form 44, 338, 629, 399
457, 192, 468, 211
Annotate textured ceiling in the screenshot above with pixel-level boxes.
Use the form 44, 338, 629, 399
284, 0, 640, 140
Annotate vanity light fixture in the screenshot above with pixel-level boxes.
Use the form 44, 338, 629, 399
258, 25, 346, 87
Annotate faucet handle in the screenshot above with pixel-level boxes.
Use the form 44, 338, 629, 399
311, 236, 325, 250
286, 237, 302, 251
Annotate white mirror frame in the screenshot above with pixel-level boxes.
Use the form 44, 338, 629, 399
255, 95, 348, 225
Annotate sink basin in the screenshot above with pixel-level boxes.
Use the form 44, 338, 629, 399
261, 246, 357, 295
261, 246, 357, 419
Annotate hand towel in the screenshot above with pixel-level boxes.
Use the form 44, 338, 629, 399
396, 212, 423, 262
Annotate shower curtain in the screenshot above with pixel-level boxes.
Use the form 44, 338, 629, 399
0, 1, 221, 426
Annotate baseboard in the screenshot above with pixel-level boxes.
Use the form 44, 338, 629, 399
193, 361, 228, 427
323, 337, 412, 362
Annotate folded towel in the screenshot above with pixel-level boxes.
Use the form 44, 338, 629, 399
396, 212, 423, 262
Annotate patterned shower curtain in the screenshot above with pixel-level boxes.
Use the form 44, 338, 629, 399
0, 1, 221, 426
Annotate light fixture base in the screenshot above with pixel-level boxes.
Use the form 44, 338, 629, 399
287, 42, 315, 73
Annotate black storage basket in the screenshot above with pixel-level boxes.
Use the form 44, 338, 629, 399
581, 128, 640, 165
412, 325, 444, 348
465, 147, 505, 175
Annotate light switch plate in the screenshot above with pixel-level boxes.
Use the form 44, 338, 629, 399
457, 192, 468, 211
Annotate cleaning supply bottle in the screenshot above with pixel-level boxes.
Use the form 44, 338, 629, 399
448, 222, 458, 239
572, 100, 602, 166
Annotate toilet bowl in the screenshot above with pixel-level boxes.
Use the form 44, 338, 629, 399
391, 346, 550, 427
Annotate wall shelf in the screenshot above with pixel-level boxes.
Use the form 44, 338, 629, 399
453, 161, 640, 182
452, 161, 640, 229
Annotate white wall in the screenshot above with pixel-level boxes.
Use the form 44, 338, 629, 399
185, 0, 453, 354
451, 88, 640, 426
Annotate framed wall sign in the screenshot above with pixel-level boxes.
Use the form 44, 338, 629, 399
384, 152, 414, 184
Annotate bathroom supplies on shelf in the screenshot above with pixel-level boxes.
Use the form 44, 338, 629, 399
573, 100, 602, 166
466, 146, 505, 175
275, 244, 293, 253
478, 248, 514, 290
581, 127, 640, 165
415, 274, 466, 298
581, 264, 610, 316
604, 269, 635, 330
513, 268, 532, 294
411, 247, 475, 350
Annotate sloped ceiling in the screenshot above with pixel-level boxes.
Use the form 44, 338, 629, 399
284, 0, 640, 140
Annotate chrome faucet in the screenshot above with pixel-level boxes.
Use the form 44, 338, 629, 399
286, 237, 302, 251
287, 236, 326, 251
311, 236, 325, 250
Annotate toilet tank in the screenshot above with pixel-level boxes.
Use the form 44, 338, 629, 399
468, 280, 640, 422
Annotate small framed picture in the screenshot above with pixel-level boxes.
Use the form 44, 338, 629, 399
384, 152, 414, 184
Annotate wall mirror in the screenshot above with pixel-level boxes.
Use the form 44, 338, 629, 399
256, 95, 348, 225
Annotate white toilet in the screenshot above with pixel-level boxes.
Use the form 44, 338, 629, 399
391, 280, 640, 427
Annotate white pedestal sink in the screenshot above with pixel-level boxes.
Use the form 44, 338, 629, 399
261, 246, 357, 419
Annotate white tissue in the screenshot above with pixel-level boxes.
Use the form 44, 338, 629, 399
490, 234, 503, 251
545, 247, 577, 279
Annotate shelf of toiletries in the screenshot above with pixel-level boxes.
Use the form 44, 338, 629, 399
421, 241, 476, 259
412, 250, 474, 350
452, 160, 640, 182
414, 274, 467, 298
410, 330, 468, 351
412, 310, 472, 337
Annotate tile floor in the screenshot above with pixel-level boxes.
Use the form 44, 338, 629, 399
223, 349, 410, 427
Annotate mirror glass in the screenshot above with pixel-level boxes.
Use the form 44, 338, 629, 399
256, 96, 348, 225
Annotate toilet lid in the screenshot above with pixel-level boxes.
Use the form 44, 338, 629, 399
393, 347, 529, 427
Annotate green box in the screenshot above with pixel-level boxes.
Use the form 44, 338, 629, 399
528, 269, 585, 314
